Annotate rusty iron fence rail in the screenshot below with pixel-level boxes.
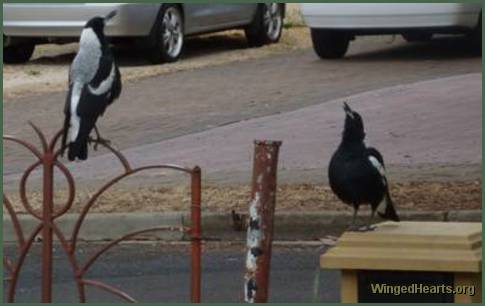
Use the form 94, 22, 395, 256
3, 123, 202, 303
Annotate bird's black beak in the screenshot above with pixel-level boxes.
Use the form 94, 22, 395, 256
104, 10, 117, 22
343, 101, 354, 119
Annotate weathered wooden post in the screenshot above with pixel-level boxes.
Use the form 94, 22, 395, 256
244, 140, 282, 303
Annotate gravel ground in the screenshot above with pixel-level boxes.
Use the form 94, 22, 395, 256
6, 180, 481, 214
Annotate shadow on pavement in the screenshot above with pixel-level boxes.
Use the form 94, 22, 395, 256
23, 32, 250, 68
346, 35, 480, 61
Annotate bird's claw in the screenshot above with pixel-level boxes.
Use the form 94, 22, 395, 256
88, 137, 111, 151
347, 224, 376, 232
346, 224, 362, 232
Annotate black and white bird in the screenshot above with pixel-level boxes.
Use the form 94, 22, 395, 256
328, 102, 399, 231
61, 11, 121, 161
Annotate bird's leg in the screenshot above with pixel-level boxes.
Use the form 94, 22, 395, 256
347, 205, 360, 231
364, 209, 377, 232
89, 125, 111, 151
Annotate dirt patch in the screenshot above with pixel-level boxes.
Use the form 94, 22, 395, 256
6, 180, 481, 215
3, 26, 312, 100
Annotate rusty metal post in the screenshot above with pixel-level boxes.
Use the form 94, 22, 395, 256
190, 166, 202, 303
41, 151, 55, 302
244, 140, 282, 303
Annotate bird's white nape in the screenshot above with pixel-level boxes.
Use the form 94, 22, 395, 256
79, 28, 101, 48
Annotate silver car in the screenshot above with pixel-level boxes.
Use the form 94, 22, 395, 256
3, 3, 285, 64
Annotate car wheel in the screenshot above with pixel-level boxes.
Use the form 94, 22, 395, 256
4, 43, 35, 64
310, 29, 350, 59
402, 32, 433, 42
245, 3, 284, 47
146, 4, 184, 64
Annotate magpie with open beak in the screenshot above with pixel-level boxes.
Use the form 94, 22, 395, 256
328, 102, 399, 231
61, 10, 121, 161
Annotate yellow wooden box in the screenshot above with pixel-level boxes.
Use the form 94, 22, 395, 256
320, 221, 482, 303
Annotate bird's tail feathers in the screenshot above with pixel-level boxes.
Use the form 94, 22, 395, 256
378, 191, 400, 222
67, 117, 96, 161
68, 139, 88, 161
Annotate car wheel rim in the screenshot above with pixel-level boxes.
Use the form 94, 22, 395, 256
162, 7, 183, 58
263, 3, 282, 41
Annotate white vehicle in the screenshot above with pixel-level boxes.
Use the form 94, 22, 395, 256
301, 3, 482, 58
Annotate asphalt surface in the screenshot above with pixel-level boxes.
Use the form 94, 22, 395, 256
4, 243, 338, 303
3, 36, 481, 190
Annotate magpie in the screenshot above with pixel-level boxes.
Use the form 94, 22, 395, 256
61, 11, 121, 161
328, 102, 399, 231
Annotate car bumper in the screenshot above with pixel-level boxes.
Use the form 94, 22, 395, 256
3, 3, 160, 37
301, 3, 480, 30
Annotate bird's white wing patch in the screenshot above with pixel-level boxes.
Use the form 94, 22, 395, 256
368, 155, 386, 185
88, 64, 115, 96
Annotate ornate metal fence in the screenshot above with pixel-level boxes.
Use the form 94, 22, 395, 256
3, 123, 202, 303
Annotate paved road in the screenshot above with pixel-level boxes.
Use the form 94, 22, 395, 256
4, 35, 481, 189
4, 244, 338, 303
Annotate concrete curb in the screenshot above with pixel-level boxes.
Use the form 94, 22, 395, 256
3, 210, 481, 242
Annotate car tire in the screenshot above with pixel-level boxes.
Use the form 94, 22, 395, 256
4, 43, 35, 64
146, 4, 184, 64
310, 29, 350, 59
470, 15, 481, 54
402, 32, 433, 42
245, 3, 284, 47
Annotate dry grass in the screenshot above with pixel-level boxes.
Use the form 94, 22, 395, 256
5, 180, 481, 215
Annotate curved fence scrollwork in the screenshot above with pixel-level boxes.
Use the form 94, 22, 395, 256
3, 123, 202, 303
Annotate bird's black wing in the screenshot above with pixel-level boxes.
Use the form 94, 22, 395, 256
102, 45, 121, 102
89, 54, 113, 90
111, 63, 122, 102
76, 83, 109, 118
367, 147, 399, 221
68, 83, 104, 161
77, 56, 115, 117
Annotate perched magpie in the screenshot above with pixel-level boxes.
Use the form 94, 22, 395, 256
61, 11, 121, 161
328, 102, 399, 231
